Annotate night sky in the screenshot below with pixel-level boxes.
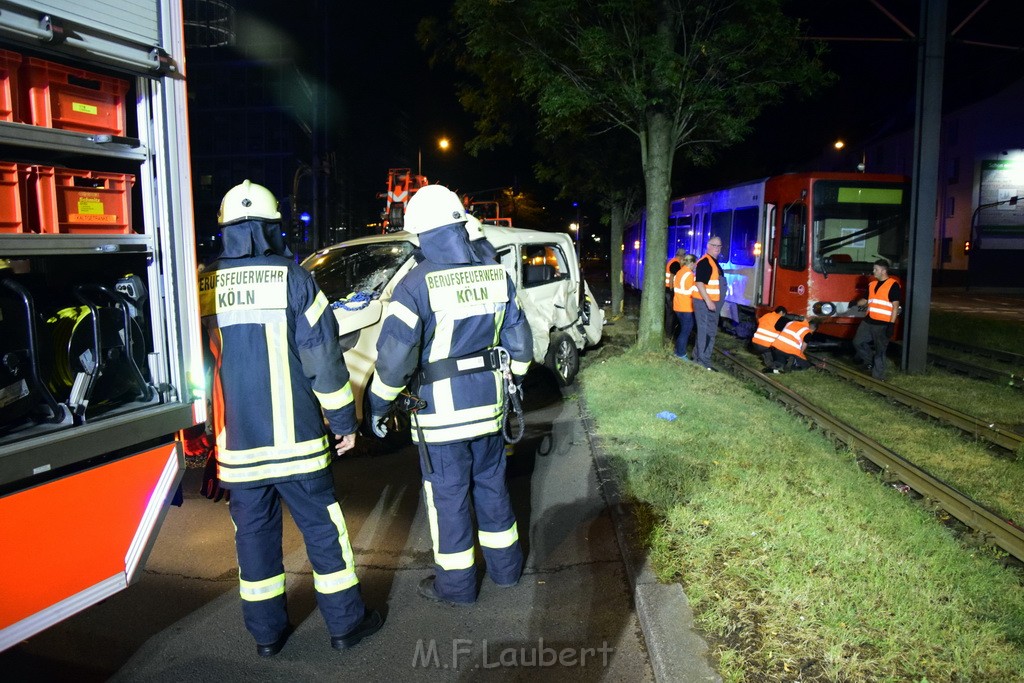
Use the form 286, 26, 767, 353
227, 0, 1024, 227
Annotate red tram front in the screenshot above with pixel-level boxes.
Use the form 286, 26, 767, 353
623, 171, 910, 340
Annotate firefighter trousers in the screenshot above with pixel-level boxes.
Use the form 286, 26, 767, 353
229, 471, 365, 644
421, 433, 523, 602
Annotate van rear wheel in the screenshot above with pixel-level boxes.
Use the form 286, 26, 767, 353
545, 332, 580, 386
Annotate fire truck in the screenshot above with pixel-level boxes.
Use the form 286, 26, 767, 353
379, 167, 428, 232
0, 0, 202, 650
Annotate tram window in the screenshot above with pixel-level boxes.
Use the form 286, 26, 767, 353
710, 210, 732, 257
730, 206, 757, 266
779, 202, 807, 270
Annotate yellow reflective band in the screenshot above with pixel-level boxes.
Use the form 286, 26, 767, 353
413, 403, 502, 427
315, 381, 354, 410
219, 452, 331, 484
305, 290, 329, 327
239, 573, 286, 601
421, 480, 477, 569
424, 481, 441, 556
370, 373, 405, 402
436, 547, 475, 571
479, 522, 519, 549
314, 567, 359, 594
413, 417, 503, 444
266, 322, 294, 444
218, 435, 329, 465
326, 502, 359, 591
388, 300, 420, 330
510, 359, 531, 376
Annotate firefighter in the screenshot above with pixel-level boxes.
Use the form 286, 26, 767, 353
751, 306, 788, 369
367, 184, 533, 605
199, 180, 383, 657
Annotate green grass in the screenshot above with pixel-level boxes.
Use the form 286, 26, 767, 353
582, 351, 1024, 682
930, 311, 1024, 354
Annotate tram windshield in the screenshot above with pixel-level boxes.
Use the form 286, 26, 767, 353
811, 180, 908, 275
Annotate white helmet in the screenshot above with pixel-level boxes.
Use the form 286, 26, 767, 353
464, 214, 485, 241
403, 185, 466, 235
218, 180, 281, 225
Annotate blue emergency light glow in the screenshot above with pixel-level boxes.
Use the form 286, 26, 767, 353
299, 212, 312, 224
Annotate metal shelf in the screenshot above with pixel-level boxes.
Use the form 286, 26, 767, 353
0, 234, 153, 255
0, 121, 147, 161
0, 402, 193, 490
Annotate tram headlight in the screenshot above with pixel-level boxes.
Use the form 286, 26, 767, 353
812, 301, 837, 316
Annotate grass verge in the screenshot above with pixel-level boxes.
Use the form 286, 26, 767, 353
582, 349, 1024, 682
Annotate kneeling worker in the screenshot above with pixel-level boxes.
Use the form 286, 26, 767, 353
368, 184, 533, 605
750, 306, 787, 368
769, 317, 819, 372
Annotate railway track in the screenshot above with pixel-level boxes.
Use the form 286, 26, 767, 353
715, 347, 1024, 564
920, 339, 1024, 391
805, 352, 1024, 454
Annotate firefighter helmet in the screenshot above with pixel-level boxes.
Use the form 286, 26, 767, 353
217, 180, 281, 225
465, 215, 485, 241
403, 185, 466, 235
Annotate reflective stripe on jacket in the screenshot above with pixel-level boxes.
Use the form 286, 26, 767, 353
672, 266, 695, 312
691, 254, 721, 301
752, 312, 784, 348
200, 257, 356, 488
867, 278, 898, 322
664, 257, 681, 287
771, 320, 812, 359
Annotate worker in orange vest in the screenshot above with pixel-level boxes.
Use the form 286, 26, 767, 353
750, 306, 787, 368
664, 248, 685, 337
671, 253, 697, 360
853, 258, 901, 380
691, 237, 725, 370
769, 318, 819, 373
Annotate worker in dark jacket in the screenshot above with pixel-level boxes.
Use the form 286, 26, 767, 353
368, 184, 533, 605
199, 180, 382, 657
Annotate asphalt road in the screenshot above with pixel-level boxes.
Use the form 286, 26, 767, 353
1, 368, 653, 682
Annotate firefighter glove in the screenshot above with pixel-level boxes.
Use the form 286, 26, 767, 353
201, 451, 229, 502
371, 413, 389, 439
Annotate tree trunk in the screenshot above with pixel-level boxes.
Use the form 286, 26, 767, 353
609, 201, 625, 317
636, 110, 674, 352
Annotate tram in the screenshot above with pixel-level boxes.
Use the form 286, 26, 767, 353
624, 172, 910, 339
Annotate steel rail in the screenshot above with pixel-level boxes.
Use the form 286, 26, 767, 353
924, 352, 1024, 391
805, 353, 1024, 453
715, 348, 1024, 563
929, 337, 1024, 367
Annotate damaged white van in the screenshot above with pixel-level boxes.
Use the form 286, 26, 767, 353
302, 224, 604, 423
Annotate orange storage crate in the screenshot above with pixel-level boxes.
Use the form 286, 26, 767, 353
0, 162, 27, 232
26, 165, 135, 234
21, 57, 128, 135
0, 49, 20, 122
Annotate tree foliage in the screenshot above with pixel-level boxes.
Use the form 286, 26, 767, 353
449, 0, 826, 350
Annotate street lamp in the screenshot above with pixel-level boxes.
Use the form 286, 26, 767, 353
419, 137, 452, 177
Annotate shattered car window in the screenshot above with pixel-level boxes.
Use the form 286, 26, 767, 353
305, 241, 416, 302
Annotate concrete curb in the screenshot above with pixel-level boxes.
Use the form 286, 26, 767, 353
578, 394, 721, 683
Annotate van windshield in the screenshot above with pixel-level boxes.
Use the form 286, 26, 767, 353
304, 241, 416, 301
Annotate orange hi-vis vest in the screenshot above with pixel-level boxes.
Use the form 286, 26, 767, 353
664, 257, 681, 287
771, 320, 812, 359
691, 255, 721, 301
867, 278, 898, 322
752, 311, 784, 349
672, 266, 695, 312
